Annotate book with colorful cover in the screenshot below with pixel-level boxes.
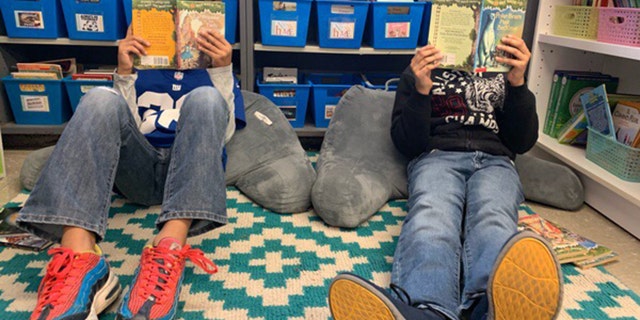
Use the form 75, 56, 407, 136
549, 73, 619, 138
517, 207, 618, 268
428, 0, 528, 74
580, 84, 616, 139
543, 70, 603, 136
0, 207, 53, 252
517, 213, 587, 263
612, 100, 640, 147
132, 0, 225, 70
556, 108, 588, 145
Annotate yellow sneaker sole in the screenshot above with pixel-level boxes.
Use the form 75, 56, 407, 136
329, 276, 398, 320
488, 233, 563, 320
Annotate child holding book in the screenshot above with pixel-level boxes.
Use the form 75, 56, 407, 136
327, 35, 563, 320
18, 25, 245, 320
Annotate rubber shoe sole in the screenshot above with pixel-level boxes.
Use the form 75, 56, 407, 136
488, 231, 563, 320
329, 274, 399, 320
89, 271, 122, 319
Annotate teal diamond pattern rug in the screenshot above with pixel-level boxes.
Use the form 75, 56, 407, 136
1, 189, 640, 319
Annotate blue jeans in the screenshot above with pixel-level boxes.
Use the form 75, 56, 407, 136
390, 150, 523, 320
17, 86, 229, 243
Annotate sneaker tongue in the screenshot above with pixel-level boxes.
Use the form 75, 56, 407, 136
156, 237, 182, 251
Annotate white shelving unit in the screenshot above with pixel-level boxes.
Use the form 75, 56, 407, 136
528, 0, 640, 239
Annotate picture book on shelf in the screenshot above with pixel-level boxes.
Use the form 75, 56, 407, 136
556, 108, 588, 145
427, 0, 528, 73
580, 84, 616, 139
0, 207, 53, 252
548, 72, 619, 138
132, 0, 225, 70
612, 100, 640, 147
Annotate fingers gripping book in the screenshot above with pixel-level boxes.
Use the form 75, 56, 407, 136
428, 0, 528, 73
132, 0, 225, 70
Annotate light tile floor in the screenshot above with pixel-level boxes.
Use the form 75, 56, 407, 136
1, 148, 640, 294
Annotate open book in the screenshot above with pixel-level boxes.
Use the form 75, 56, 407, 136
428, 0, 528, 73
132, 0, 225, 70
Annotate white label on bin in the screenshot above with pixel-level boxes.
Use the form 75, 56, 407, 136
76, 14, 105, 33
385, 22, 410, 38
15, 11, 45, 29
272, 20, 297, 37
80, 85, 97, 93
331, 5, 355, 15
280, 106, 297, 120
330, 22, 355, 39
325, 105, 336, 120
20, 95, 50, 112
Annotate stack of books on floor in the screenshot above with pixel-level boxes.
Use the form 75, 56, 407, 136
518, 209, 619, 269
0, 207, 52, 252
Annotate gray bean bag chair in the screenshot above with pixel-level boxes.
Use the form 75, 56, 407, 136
311, 85, 584, 228
19, 90, 316, 214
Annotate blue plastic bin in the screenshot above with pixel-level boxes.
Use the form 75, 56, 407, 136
0, 0, 67, 38
361, 73, 401, 91
256, 73, 311, 128
61, 0, 127, 41
63, 76, 113, 112
307, 73, 360, 128
2, 75, 72, 125
258, 0, 312, 47
367, 1, 425, 49
122, 0, 131, 26
417, 0, 432, 46
316, 0, 369, 49
223, 0, 239, 44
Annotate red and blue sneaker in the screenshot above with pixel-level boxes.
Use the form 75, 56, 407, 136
116, 237, 218, 320
31, 246, 122, 320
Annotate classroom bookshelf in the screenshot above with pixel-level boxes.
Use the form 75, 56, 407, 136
528, 0, 640, 239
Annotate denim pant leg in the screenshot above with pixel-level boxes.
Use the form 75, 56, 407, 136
16, 87, 149, 243
391, 150, 470, 320
459, 153, 522, 314
157, 86, 229, 237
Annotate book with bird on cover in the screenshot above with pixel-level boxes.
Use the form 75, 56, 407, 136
427, 0, 528, 73
132, 0, 225, 70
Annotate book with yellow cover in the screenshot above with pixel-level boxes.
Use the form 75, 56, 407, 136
132, 0, 225, 70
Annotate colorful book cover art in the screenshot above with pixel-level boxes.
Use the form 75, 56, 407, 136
428, 0, 480, 72
132, 0, 177, 69
580, 84, 616, 139
517, 213, 587, 263
474, 0, 527, 73
176, 0, 225, 70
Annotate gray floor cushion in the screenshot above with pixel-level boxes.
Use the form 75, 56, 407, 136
312, 85, 584, 228
19, 90, 316, 214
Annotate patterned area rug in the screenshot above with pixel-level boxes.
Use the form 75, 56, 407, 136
1, 188, 640, 319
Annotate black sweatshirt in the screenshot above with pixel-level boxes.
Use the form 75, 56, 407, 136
390, 67, 538, 160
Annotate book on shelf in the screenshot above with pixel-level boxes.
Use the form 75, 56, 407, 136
556, 108, 588, 145
612, 100, 640, 147
580, 84, 616, 139
132, 0, 225, 70
557, 92, 640, 145
10, 71, 60, 80
517, 209, 619, 268
72, 73, 114, 81
427, 0, 528, 73
548, 72, 619, 138
543, 70, 603, 135
0, 207, 53, 252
